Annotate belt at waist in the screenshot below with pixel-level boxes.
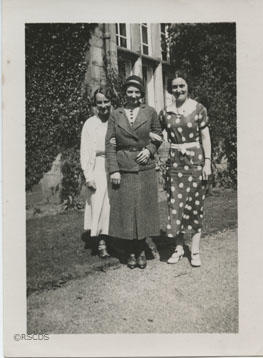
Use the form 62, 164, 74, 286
117, 146, 143, 152
170, 142, 200, 155
95, 151, 105, 157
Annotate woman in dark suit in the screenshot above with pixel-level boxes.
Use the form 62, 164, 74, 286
105, 75, 162, 269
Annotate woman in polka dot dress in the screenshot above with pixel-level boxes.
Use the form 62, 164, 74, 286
160, 73, 212, 267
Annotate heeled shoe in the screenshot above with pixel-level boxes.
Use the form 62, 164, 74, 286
191, 252, 201, 267
98, 246, 110, 259
98, 239, 110, 259
167, 247, 184, 264
137, 252, 147, 269
127, 254, 137, 269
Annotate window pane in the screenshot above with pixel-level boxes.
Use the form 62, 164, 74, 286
119, 23, 126, 36
120, 37, 127, 48
116, 35, 119, 46
143, 45, 149, 55
115, 23, 119, 35
142, 26, 148, 44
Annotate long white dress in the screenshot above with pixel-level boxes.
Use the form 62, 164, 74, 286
80, 115, 110, 237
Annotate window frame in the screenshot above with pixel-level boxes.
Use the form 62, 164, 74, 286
140, 23, 152, 56
115, 23, 131, 49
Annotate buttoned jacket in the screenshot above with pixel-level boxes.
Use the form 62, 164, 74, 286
105, 104, 162, 174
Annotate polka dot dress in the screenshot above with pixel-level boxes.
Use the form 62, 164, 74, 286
159, 98, 209, 237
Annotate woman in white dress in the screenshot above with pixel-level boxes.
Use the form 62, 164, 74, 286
80, 88, 112, 258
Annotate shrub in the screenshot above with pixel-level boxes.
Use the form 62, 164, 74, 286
26, 24, 95, 191
168, 23, 237, 187
60, 147, 85, 209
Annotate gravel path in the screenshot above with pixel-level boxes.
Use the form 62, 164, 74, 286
27, 228, 238, 333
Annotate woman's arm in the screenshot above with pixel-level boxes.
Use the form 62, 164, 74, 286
137, 109, 163, 164
80, 120, 96, 189
145, 109, 163, 156
105, 113, 121, 185
201, 126, 212, 180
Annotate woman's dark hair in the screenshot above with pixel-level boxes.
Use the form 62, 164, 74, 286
167, 70, 192, 94
93, 87, 114, 106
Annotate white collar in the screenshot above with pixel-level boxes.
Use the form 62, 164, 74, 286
166, 98, 197, 115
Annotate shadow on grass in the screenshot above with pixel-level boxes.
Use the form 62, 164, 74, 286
27, 189, 237, 296
81, 231, 157, 264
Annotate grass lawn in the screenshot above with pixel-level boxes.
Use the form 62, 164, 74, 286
27, 189, 237, 295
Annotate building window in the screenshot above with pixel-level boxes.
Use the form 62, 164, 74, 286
140, 23, 151, 55
161, 23, 170, 62
116, 23, 130, 49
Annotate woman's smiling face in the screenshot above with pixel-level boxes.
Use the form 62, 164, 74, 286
171, 77, 188, 103
95, 93, 111, 117
125, 86, 142, 105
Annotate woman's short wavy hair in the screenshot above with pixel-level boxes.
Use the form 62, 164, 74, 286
93, 87, 114, 106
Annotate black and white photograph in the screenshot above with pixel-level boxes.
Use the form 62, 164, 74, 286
3, 0, 263, 357
25, 21, 237, 334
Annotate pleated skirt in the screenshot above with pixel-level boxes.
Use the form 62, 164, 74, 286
109, 169, 160, 240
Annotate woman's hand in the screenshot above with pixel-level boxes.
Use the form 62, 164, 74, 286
110, 172, 121, 185
86, 180, 96, 191
149, 132, 163, 142
202, 160, 212, 181
109, 137, 116, 147
136, 148, 151, 164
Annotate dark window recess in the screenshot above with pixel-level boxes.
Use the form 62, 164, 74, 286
120, 37, 127, 48
143, 45, 149, 55
141, 24, 149, 55
119, 23, 126, 36
142, 26, 148, 44
118, 61, 126, 80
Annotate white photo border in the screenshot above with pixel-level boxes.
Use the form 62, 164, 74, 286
3, 0, 263, 356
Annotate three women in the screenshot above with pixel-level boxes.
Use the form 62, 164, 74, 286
81, 72, 211, 268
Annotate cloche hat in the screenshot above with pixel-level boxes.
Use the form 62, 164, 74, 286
123, 75, 145, 97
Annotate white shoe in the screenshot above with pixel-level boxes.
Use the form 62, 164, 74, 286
167, 247, 184, 264
191, 252, 201, 267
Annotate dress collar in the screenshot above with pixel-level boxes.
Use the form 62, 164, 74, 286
166, 98, 197, 115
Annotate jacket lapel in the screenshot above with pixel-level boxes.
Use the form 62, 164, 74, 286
132, 105, 148, 130
116, 108, 139, 139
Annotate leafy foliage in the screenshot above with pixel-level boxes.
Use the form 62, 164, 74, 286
60, 147, 85, 209
26, 24, 95, 191
168, 23, 236, 186
105, 67, 125, 108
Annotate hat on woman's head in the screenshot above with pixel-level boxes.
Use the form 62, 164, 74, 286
123, 75, 145, 97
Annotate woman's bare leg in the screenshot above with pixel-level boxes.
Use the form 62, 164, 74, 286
191, 231, 201, 267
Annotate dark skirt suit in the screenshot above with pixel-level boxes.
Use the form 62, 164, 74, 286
105, 104, 162, 240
